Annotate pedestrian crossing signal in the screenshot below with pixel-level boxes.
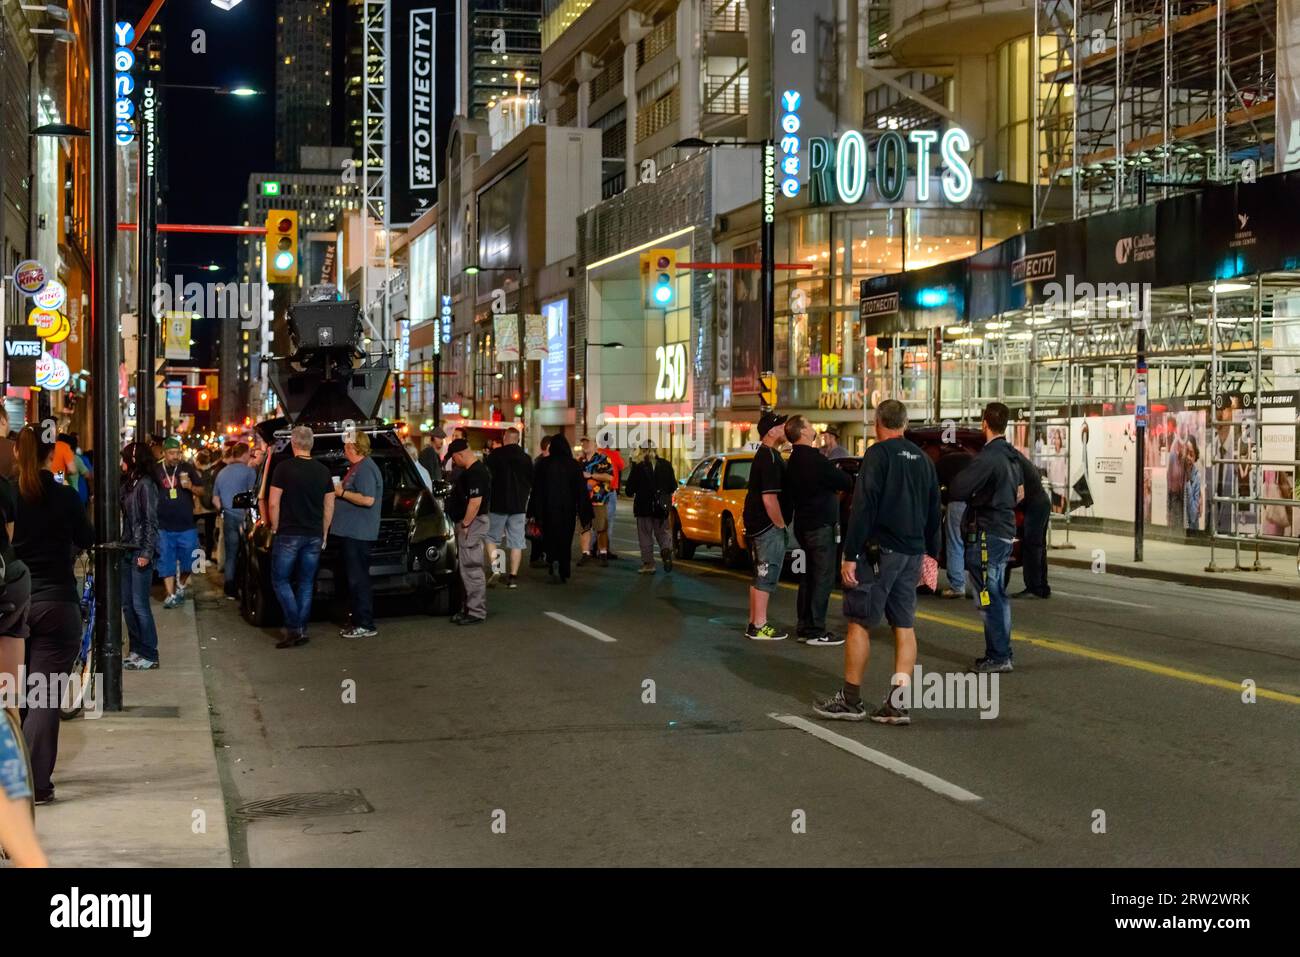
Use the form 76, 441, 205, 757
640, 248, 677, 309
761, 373, 778, 408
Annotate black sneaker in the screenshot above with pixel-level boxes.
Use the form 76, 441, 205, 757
806, 631, 845, 647
661, 547, 672, 572
972, 657, 1014, 673
870, 689, 911, 725
340, 626, 378, 639
506, 575, 518, 589
453, 614, 485, 626
744, 622, 787, 641
813, 690, 866, 721
577, 554, 589, 567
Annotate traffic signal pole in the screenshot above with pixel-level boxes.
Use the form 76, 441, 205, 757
91, 0, 124, 713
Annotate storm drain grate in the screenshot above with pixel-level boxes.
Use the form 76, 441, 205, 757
234, 789, 373, 822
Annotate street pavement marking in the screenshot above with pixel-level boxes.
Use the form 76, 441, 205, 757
545, 611, 618, 643
1050, 589, 1149, 608
674, 559, 1300, 707
769, 713, 983, 803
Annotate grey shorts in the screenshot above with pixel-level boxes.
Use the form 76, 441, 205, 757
750, 525, 786, 594
843, 548, 923, 629
488, 512, 526, 550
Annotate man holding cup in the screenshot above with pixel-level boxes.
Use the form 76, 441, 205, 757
331, 431, 383, 638
154, 437, 203, 608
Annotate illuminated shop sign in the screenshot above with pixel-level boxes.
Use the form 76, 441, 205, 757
762, 143, 776, 226
806, 128, 973, 206
114, 22, 136, 147
778, 90, 801, 198
438, 294, 452, 352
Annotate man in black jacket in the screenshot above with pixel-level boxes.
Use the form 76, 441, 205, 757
814, 400, 940, 724
484, 427, 534, 588
784, 415, 854, 646
1013, 444, 1052, 600
625, 440, 677, 574
948, 402, 1022, 673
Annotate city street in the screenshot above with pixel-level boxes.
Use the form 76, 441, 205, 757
195, 532, 1300, 868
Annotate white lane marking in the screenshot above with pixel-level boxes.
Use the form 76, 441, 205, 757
545, 611, 618, 643
769, 712, 983, 803
1051, 590, 1150, 609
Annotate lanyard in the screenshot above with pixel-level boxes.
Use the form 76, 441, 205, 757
164, 465, 180, 490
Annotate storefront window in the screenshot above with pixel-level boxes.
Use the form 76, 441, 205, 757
996, 36, 1032, 185
905, 208, 980, 270
835, 209, 903, 305
983, 208, 1030, 249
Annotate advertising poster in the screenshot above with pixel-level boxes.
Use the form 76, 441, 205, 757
731, 242, 762, 394
1069, 414, 1137, 522
1142, 401, 1208, 534
540, 298, 568, 402
494, 313, 519, 362
523, 314, 547, 361
389, 2, 457, 226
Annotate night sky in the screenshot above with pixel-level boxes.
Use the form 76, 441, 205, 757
124, 0, 277, 364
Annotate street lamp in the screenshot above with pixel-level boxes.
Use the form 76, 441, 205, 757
30, 27, 75, 41
21, 4, 69, 20
581, 339, 624, 437
463, 263, 522, 278
31, 123, 89, 138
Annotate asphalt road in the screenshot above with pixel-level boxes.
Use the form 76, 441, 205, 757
194, 526, 1300, 867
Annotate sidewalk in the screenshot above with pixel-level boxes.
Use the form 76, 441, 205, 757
1047, 528, 1300, 600
33, 594, 231, 867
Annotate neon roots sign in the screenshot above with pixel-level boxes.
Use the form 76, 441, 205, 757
796, 128, 974, 206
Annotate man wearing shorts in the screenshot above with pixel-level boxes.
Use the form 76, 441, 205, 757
742, 410, 790, 640
485, 427, 533, 588
815, 399, 940, 724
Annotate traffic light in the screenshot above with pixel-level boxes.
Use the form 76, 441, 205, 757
265, 209, 299, 284
760, 373, 778, 408
198, 390, 210, 411
640, 248, 677, 309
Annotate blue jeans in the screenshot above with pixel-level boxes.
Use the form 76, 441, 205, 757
120, 554, 160, 662
271, 535, 323, 634
945, 502, 967, 591
965, 533, 1013, 661
222, 512, 243, 586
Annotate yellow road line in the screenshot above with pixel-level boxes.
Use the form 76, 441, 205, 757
675, 558, 1300, 706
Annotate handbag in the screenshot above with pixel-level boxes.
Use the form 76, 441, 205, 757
525, 517, 541, 539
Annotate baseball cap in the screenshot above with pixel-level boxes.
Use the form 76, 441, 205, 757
446, 438, 470, 456
163, 437, 182, 450
757, 411, 788, 436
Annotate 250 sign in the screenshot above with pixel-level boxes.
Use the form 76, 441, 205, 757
654, 342, 687, 402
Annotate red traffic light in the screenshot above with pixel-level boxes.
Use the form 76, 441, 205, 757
656, 255, 671, 269
276, 217, 293, 233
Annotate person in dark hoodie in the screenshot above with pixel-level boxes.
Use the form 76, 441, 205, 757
119, 442, 161, 670
783, 414, 854, 646
484, 426, 534, 589
1011, 442, 1052, 600
528, 433, 588, 583
12, 426, 94, 804
624, 440, 677, 574
947, 401, 1023, 673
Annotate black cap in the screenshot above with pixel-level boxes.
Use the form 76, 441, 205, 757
447, 438, 470, 456
757, 410, 788, 436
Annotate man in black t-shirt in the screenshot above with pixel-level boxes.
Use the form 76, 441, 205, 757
268, 426, 335, 648
742, 410, 790, 641
445, 439, 490, 624
155, 437, 203, 608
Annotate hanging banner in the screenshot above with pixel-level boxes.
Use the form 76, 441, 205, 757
389, 2, 457, 226
523, 314, 547, 360
772, 0, 839, 206
494, 313, 520, 362
4, 327, 42, 386
164, 311, 192, 360
1280, 0, 1300, 171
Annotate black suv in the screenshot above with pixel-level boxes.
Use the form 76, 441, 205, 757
232, 419, 459, 625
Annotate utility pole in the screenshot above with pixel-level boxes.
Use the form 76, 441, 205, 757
136, 77, 159, 440
92, 0, 124, 711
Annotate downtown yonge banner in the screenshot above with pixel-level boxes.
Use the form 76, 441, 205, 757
860, 169, 1300, 333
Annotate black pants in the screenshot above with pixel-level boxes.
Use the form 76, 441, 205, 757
1021, 498, 1051, 596
795, 523, 838, 635
22, 600, 82, 795
337, 536, 375, 629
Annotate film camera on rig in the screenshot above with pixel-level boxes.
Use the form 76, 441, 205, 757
265, 297, 391, 425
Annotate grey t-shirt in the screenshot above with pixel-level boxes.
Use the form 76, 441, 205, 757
330, 455, 383, 541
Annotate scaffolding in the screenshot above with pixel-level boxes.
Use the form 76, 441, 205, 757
362, 0, 391, 345
1035, 0, 1279, 223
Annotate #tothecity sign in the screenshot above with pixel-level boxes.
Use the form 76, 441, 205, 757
390, 2, 456, 226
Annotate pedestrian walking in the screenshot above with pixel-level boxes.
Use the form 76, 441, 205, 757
51, 432, 83, 492
332, 430, 382, 638
267, 426, 335, 648
743, 410, 791, 640
527, 435, 552, 568
625, 440, 676, 574
936, 447, 974, 598
445, 439, 490, 624
814, 400, 940, 724
0, 449, 33, 749
119, 442, 161, 669
154, 438, 202, 608
784, 415, 854, 644
419, 427, 446, 484
530, 434, 587, 583
1012, 444, 1052, 600
578, 436, 613, 566
597, 434, 626, 559
12, 426, 94, 802
485, 427, 533, 589
212, 442, 257, 599
948, 402, 1022, 673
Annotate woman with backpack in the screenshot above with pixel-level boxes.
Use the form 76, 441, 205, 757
625, 440, 677, 575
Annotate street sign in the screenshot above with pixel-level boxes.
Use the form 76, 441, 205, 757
261, 180, 281, 197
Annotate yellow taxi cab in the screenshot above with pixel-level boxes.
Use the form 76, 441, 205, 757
670, 448, 785, 567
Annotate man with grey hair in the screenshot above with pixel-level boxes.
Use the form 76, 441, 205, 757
815, 399, 940, 724
268, 425, 336, 648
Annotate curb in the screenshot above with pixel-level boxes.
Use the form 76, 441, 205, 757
1049, 555, 1300, 601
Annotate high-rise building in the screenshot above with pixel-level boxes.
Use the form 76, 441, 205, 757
466, 0, 542, 121
275, 0, 335, 170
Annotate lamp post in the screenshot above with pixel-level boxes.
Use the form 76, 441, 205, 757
674, 137, 776, 396
581, 339, 625, 438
